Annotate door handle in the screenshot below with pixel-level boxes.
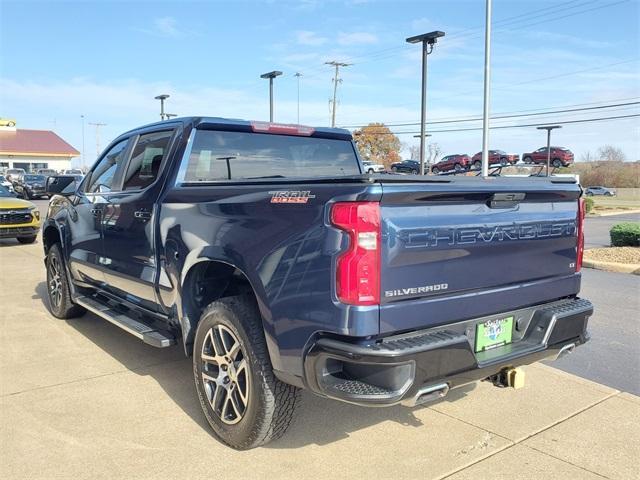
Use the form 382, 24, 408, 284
134, 210, 152, 220
90, 208, 101, 216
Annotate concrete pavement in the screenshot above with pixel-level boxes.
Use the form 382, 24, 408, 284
1, 233, 639, 479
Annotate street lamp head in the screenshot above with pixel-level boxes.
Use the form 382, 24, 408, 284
154, 94, 170, 100
260, 71, 283, 79
413, 133, 432, 138
537, 125, 562, 131
406, 31, 445, 45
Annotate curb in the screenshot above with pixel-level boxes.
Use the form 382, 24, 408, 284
582, 258, 640, 275
588, 209, 640, 217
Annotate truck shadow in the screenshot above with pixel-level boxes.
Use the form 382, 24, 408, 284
33, 281, 477, 449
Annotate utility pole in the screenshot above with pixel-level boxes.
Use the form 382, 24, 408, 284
481, 0, 493, 178
88, 122, 106, 157
406, 31, 445, 175
294, 72, 303, 124
81, 115, 86, 170
326, 61, 351, 128
260, 71, 283, 122
537, 125, 562, 176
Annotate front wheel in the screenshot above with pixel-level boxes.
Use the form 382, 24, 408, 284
367, 168, 375, 174
431, 167, 439, 174
46, 243, 86, 319
552, 158, 563, 168
193, 296, 299, 450
473, 160, 481, 170
454, 163, 463, 172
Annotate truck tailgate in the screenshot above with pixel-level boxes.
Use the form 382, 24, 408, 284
378, 178, 582, 334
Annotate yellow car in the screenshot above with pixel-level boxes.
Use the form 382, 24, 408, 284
0, 184, 40, 244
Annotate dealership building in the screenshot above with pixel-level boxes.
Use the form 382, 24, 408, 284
0, 122, 80, 173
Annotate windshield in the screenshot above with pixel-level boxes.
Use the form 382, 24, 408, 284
0, 185, 11, 197
183, 130, 360, 181
24, 175, 46, 182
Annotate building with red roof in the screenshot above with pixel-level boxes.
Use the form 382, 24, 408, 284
0, 122, 80, 173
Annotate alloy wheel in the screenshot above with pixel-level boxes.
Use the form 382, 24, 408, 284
201, 324, 249, 425
47, 256, 63, 308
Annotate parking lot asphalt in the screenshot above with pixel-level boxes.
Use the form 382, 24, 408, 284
1, 204, 639, 479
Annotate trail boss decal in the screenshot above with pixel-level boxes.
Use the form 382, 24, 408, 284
269, 191, 316, 204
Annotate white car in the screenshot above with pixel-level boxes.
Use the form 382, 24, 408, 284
362, 161, 385, 174
0, 175, 14, 193
61, 169, 84, 175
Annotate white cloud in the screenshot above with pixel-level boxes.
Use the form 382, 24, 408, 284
338, 32, 378, 46
136, 16, 187, 38
296, 30, 327, 46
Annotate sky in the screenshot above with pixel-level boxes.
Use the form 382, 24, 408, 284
1, 0, 639, 167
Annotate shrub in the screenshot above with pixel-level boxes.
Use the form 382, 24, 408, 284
584, 196, 594, 213
610, 222, 640, 247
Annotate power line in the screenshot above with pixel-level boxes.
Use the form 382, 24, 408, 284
358, 113, 640, 135
340, 101, 640, 129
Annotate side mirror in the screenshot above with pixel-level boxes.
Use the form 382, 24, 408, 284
46, 175, 78, 196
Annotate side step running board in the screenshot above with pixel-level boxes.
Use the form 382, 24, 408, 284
75, 296, 176, 348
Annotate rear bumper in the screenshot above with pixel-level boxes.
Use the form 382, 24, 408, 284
303, 298, 592, 407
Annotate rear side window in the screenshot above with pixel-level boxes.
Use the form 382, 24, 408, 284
182, 130, 359, 181
123, 131, 173, 190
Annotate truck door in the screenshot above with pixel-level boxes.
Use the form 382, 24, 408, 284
100, 129, 175, 313
67, 138, 131, 287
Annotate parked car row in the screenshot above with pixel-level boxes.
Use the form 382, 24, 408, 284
0, 168, 85, 200
385, 146, 575, 176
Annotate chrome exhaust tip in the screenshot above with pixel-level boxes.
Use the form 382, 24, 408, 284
402, 383, 449, 407
554, 343, 576, 361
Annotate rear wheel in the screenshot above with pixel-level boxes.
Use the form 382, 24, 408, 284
391, 166, 397, 172
46, 243, 86, 319
17, 236, 37, 244
454, 163, 463, 172
411, 169, 418, 174
193, 296, 299, 450
367, 168, 374, 174
524, 156, 533, 164
473, 160, 481, 170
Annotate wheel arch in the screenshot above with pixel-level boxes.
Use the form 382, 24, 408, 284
178, 257, 275, 363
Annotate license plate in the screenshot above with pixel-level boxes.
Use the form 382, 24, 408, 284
475, 316, 514, 352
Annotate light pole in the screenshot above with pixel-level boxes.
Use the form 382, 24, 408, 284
413, 133, 432, 168
260, 71, 282, 122
481, 0, 493, 178
537, 125, 562, 176
154, 94, 170, 121
81, 114, 85, 170
406, 30, 445, 175
294, 72, 302, 124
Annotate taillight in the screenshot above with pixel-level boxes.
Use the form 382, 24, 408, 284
250, 121, 315, 136
331, 202, 381, 305
576, 197, 585, 272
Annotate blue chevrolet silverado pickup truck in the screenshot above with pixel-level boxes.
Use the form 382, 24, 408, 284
42, 117, 592, 449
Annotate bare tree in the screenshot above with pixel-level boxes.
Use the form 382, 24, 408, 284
580, 150, 595, 162
426, 143, 442, 166
597, 145, 626, 162
408, 144, 420, 160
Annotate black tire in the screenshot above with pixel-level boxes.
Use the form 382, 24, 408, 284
431, 167, 439, 174
523, 156, 533, 164
473, 160, 481, 170
411, 169, 418, 175
193, 296, 299, 450
391, 166, 398, 172
367, 168, 374, 174
17, 236, 37, 244
46, 243, 86, 319
552, 158, 563, 168
500, 157, 508, 166
454, 163, 463, 172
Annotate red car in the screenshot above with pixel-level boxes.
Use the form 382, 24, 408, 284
522, 147, 574, 167
470, 150, 519, 169
431, 154, 471, 174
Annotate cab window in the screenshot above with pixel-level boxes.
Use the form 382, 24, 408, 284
86, 139, 129, 194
